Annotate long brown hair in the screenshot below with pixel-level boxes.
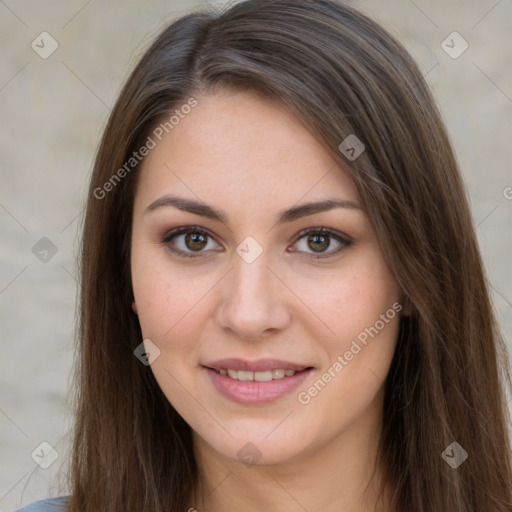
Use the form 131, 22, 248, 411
67, 0, 512, 510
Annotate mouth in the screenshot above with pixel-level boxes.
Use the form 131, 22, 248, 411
208, 367, 309, 381
202, 358, 314, 404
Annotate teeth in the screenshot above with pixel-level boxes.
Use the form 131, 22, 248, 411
254, 370, 272, 382
272, 369, 285, 379
237, 370, 254, 381
216, 368, 298, 381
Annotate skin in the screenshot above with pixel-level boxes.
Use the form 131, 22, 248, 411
130, 87, 403, 512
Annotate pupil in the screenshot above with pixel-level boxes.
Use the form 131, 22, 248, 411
186, 233, 207, 251
308, 234, 329, 252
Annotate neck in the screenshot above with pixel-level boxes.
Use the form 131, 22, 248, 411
189, 389, 390, 512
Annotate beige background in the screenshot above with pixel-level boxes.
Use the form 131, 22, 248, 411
0, 0, 511, 510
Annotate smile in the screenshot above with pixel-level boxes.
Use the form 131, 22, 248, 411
203, 358, 314, 404
213, 368, 298, 381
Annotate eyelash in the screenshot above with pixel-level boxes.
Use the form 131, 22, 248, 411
161, 225, 352, 260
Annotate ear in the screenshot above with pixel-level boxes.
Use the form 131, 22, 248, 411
132, 300, 138, 315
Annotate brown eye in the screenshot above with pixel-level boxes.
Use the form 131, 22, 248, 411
185, 232, 208, 251
291, 227, 351, 259
162, 226, 350, 260
307, 234, 330, 252
161, 226, 222, 259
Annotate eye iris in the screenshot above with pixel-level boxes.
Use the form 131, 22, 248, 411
185, 232, 207, 251
308, 234, 329, 252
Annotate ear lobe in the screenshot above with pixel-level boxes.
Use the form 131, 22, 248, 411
132, 300, 138, 315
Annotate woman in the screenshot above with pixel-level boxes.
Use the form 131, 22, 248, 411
15, 0, 512, 510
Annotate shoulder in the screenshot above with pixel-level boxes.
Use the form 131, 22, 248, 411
11, 496, 70, 512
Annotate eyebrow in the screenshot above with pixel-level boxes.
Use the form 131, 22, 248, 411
144, 195, 362, 225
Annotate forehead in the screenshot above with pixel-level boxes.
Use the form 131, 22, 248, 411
134, 89, 360, 211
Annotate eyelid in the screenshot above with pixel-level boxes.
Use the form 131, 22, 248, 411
290, 226, 352, 259
294, 226, 351, 243
161, 225, 351, 259
161, 225, 214, 244
161, 225, 221, 259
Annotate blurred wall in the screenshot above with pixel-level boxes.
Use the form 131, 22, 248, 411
1, 0, 511, 509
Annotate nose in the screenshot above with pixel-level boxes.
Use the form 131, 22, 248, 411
215, 250, 291, 340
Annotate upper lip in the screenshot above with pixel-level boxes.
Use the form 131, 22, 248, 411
204, 358, 312, 372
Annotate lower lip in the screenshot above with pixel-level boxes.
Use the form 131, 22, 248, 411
204, 367, 313, 405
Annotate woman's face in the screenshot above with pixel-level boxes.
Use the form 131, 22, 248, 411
130, 88, 403, 467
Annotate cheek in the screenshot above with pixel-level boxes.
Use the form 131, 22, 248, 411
131, 257, 206, 409
131, 250, 218, 368
132, 266, 173, 339
131, 248, 190, 335
315, 263, 401, 401
297, 302, 400, 435
298, 254, 400, 348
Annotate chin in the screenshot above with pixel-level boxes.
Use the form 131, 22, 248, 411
193, 424, 315, 469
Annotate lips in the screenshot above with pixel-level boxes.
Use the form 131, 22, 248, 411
204, 358, 311, 372
203, 358, 314, 404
